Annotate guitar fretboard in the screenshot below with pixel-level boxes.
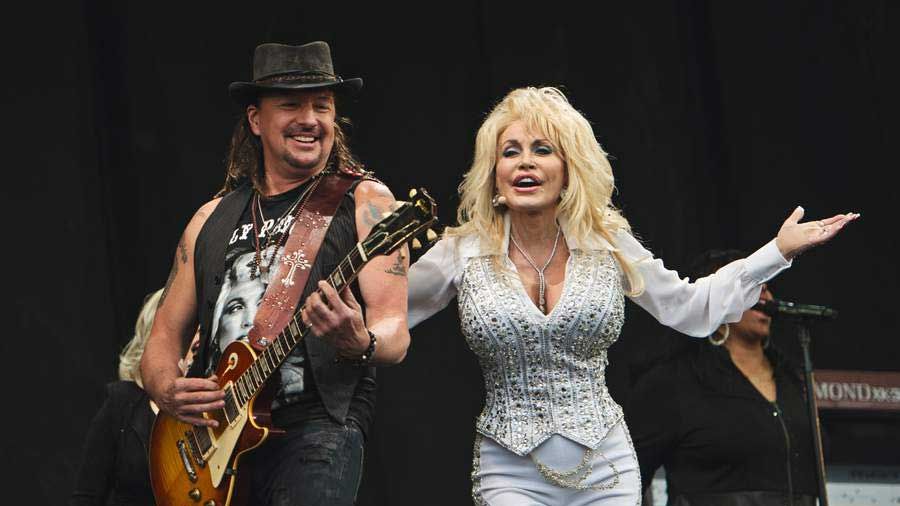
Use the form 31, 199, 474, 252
223, 245, 368, 417
185, 187, 435, 466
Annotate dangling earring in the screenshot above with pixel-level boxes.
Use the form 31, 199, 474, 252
708, 324, 730, 346
492, 194, 507, 208
559, 187, 568, 200
762, 335, 771, 349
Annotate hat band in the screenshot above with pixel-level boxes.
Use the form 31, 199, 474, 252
255, 72, 342, 85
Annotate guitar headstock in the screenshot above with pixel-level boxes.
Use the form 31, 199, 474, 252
361, 188, 438, 258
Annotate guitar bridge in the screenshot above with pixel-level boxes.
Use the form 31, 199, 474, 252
176, 439, 198, 483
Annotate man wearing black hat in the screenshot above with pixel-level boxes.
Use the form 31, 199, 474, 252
141, 41, 411, 504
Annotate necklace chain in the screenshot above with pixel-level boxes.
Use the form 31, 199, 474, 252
509, 224, 562, 314
255, 186, 307, 268
256, 186, 305, 229
250, 173, 326, 278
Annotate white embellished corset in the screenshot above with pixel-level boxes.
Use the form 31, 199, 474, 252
458, 249, 626, 456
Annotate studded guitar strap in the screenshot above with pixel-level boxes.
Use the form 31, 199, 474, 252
246, 170, 361, 351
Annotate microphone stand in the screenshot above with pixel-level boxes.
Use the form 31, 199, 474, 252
795, 318, 829, 506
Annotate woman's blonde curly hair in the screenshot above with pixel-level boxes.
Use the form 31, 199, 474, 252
446, 86, 642, 295
118, 288, 165, 387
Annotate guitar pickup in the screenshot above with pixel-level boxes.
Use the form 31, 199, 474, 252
185, 429, 207, 467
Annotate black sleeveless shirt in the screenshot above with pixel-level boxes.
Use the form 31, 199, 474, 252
191, 176, 375, 435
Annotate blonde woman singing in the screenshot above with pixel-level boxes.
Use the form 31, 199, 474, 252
407, 87, 857, 505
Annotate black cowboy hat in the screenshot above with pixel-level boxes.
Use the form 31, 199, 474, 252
229, 41, 363, 105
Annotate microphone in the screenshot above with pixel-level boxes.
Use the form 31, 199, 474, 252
752, 299, 839, 320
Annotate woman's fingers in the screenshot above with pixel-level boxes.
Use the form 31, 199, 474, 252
812, 213, 859, 244
818, 214, 847, 227
784, 205, 805, 225
777, 209, 860, 259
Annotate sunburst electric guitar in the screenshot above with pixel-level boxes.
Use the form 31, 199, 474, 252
149, 189, 437, 506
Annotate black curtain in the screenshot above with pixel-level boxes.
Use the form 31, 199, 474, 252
2, 1, 896, 504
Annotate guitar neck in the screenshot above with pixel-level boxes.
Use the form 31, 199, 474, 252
227, 244, 369, 408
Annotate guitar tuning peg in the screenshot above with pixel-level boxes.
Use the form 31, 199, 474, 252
411, 238, 423, 249
408, 189, 418, 198
426, 229, 437, 241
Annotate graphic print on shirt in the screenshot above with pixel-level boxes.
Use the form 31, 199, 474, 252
207, 210, 306, 410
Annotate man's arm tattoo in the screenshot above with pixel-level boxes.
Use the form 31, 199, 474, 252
159, 256, 178, 306
178, 237, 188, 264
385, 251, 407, 276
160, 236, 186, 306
363, 202, 383, 228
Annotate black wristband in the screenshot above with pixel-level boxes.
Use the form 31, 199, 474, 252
357, 329, 377, 365
337, 329, 377, 366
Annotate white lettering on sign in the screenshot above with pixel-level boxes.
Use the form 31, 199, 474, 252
816, 382, 900, 403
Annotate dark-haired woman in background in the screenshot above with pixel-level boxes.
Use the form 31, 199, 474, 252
626, 250, 819, 506
70, 289, 199, 506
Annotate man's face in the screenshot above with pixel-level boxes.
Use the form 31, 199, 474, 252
248, 88, 337, 178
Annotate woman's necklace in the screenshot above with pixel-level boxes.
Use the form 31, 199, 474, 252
509, 224, 562, 314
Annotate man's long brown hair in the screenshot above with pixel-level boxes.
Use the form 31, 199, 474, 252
218, 99, 365, 196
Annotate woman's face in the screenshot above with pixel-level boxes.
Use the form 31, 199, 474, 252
217, 271, 266, 350
494, 120, 566, 214
731, 283, 774, 343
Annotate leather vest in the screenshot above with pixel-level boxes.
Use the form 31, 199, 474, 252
189, 181, 370, 423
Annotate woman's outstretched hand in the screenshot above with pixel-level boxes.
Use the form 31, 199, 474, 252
776, 206, 860, 260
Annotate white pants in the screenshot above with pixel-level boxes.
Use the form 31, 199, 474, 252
472, 421, 641, 506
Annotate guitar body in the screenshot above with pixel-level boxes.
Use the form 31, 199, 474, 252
148, 188, 437, 506
149, 340, 282, 506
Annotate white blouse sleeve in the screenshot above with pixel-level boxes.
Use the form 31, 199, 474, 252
407, 237, 462, 329
617, 231, 792, 337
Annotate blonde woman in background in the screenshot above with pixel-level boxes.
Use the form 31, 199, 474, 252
407, 87, 857, 505
70, 289, 198, 506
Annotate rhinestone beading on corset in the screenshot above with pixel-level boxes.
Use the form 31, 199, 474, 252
458, 250, 626, 456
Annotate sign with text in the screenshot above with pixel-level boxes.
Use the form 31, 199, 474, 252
814, 370, 900, 412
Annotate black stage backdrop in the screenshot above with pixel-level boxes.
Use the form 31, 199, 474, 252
2, 1, 897, 504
